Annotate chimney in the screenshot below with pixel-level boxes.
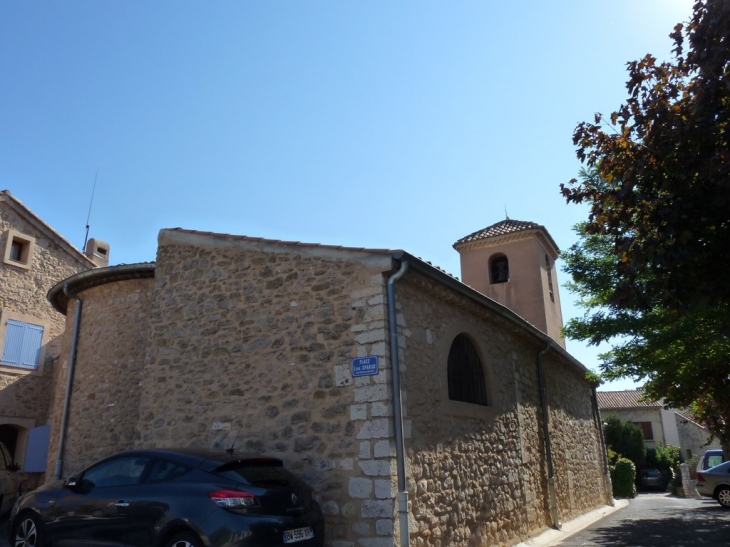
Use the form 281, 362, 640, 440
85, 238, 110, 267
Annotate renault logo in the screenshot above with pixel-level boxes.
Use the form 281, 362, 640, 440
291, 493, 298, 505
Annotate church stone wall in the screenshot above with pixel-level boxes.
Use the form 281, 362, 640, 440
45, 278, 154, 477
136, 231, 399, 547
42, 229, 612, 547
396, 273, 610, 547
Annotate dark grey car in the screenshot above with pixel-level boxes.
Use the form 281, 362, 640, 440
9, 448, 324, 547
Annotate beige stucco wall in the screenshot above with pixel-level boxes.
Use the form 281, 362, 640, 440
45, 278, 154, 477
458, 236, 565, 347
397, 273, 610, 547
0, 199, 92, 469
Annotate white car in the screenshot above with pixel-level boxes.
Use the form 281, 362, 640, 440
0, 441, 23, 515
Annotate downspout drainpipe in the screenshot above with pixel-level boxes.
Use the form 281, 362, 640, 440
387, 260, 410, 547
54, 284, 82, 481
537, 341, 561, 530
591, 386, 615, 506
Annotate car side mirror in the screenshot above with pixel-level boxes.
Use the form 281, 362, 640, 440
65, 475, 79, 488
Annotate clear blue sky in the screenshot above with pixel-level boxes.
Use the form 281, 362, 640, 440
0, 1, 695, 390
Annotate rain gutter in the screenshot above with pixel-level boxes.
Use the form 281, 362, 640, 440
386, 260, 410, 547
592, 386, 615, 506
54, 284, 82, 480
538, 342, 561, 530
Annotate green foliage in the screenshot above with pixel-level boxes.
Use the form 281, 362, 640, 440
657, 445, 682, 468
560, 0, 730, 450
585, 370, 603, 387
603, 415, 646, 467
611, 458, 636, 498
645, 444, 682, 470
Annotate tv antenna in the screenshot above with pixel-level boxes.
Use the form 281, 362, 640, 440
83, 168, 99, 251
226, 426, 243, 454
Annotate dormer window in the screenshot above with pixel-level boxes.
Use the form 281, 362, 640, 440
489, 254, 509, 284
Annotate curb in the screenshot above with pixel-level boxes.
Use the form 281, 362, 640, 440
514, 499, 630, 547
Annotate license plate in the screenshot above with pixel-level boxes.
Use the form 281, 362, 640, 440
283, 526, 314, 543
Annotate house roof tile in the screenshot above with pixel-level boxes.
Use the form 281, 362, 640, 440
597, 390, 662, 409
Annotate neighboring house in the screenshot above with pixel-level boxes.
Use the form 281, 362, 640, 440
597, 390, 721, 459
44, 220, 612, 547
0, 190, 105, 482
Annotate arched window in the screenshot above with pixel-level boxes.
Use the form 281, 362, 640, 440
447, 334, 488, 406
489, 254, 509, 284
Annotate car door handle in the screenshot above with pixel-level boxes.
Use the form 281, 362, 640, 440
114, 501, 130, 507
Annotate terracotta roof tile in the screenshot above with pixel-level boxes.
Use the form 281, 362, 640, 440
597, 390, 662, 409
453, 219, 560, 253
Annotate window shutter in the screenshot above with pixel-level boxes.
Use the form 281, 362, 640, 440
2, 319, 43, 369
24, 425, 51, 472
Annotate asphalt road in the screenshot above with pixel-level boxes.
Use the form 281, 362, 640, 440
554, 492, 730, 547
1, 493, 727, 546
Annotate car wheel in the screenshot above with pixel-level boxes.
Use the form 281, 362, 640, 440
718, 487, 730, 508
166, 531, 203, 547
13, 513, 46, 547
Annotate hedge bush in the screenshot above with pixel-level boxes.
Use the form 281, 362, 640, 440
611, 457, 636, 498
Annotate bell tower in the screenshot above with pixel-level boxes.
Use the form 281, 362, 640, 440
453, 219, 565, 347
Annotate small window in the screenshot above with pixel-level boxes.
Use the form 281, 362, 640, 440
3, 231, 35, 270
1, 319, 44, 370
447, 334, 488, 406
545, 254, 555, 302
489, 254, 509, 284
633, 421, 654, 440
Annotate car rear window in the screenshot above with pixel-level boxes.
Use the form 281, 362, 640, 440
214, 460, 303, 488
707, 455, 724, 468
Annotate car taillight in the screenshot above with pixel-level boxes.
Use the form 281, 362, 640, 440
696, 473, 705, 483
209, 489, 259, 508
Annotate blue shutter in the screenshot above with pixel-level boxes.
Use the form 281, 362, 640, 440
1, 320, 43, 370
24, 425, 50, 472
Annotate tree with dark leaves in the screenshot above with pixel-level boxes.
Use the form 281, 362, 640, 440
561, 0, 730, 452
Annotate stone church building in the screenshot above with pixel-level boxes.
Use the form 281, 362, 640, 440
2, 198, 612, 547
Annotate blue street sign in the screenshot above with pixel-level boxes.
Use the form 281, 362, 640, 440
352, 356, 379, 377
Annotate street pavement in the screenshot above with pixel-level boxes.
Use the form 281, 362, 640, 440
552, 492, 730, 547
0, 492, 727, 546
